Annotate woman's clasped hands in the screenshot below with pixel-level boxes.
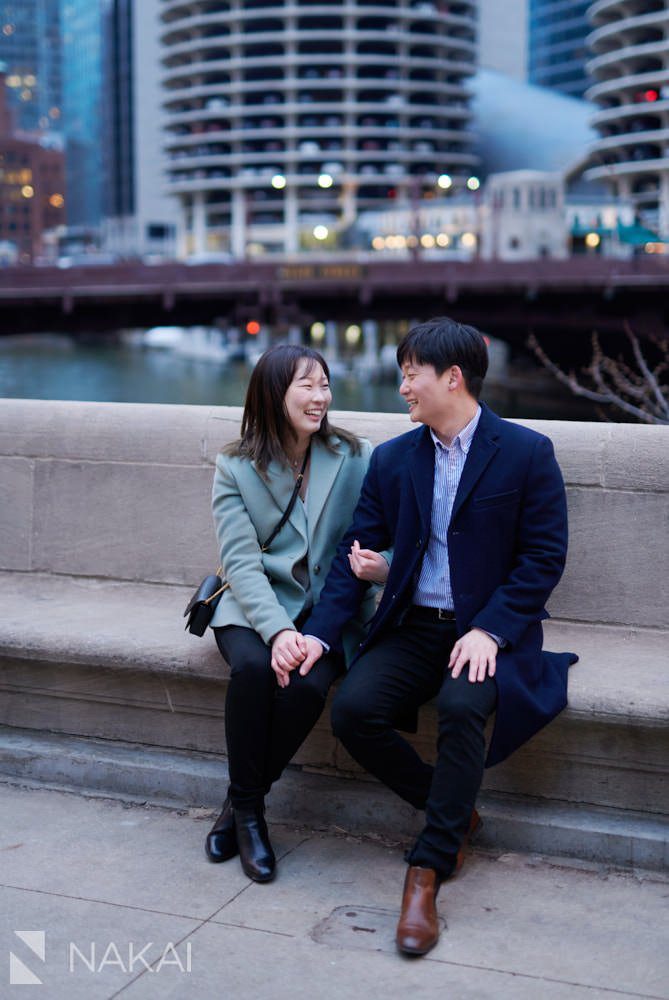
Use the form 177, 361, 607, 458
270, 540, 389, 687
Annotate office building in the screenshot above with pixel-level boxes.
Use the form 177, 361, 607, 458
102, 0, 177, 257
159, 0, 479, 257
0, 0, 62, 134
528, 0, 590, 98
478, 0, 527, 81
0, 68, 66, 261
586, 0, 669, 235
62, 0, 106, 228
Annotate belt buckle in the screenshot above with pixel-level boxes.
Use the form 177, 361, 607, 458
438, 608, 452, 621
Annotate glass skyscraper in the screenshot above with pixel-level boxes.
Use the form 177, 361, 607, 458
0, 0, 62, 132
62, 0, 105, 227
528, 0, 590, 98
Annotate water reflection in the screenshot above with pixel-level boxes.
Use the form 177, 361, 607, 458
0, 332, 596, 419
0, 334, 406, 412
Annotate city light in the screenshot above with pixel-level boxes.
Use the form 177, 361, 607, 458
420, 233, 436, 248
49, 194, 65, 208
318, 173, 333, 188
310, 322, 326, 341
372, 236, 385, 250
585, 232, 600, 248
21, 185, 34, 199
345, 324, 362, 345
461, 232, 477, 249
246, 320, 261, 335
384, 235, 407, 249
313, 225, 329, 240
271, 174, 286, 189
437, 174, 452, 190
436, 233, 450, 247
467, 176, 481, 191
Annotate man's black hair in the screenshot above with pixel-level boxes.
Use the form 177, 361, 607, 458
396, 316, 489, 399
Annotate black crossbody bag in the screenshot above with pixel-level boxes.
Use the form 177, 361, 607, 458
184, 448, 310, 636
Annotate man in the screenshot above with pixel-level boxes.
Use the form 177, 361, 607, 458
273, 317, 577, 956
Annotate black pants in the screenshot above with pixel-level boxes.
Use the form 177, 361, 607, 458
330, 614, 497, 880
214, 625, 344, 809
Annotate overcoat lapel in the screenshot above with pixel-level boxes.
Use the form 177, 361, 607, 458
306, 439, 345, 537
408, 426, 436, 532
450, 407, 499, 524
260, 459, 308, 542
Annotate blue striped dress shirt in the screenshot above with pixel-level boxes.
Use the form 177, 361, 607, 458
413, 406, 505, 648
414, 406, 481, 609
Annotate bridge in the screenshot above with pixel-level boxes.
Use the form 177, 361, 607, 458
1, 256, 668, 360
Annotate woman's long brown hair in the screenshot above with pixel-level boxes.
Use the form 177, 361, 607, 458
225, 344, 361, 476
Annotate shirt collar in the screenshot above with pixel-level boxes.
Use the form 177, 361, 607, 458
430, 405, 481, 454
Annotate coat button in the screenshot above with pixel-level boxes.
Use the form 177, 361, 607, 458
415, 539, 422, 548
313, 565, 320, 574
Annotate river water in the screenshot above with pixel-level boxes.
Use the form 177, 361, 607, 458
0, 332, 596, 419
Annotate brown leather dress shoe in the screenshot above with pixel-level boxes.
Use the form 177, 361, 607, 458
455, 808, 481, 874
396, 866, 440, 956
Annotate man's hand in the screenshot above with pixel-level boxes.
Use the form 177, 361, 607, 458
448, 628, 497, 683
348, 539, 389, 584
271, 629, 306, 688
298, 636, 325, 677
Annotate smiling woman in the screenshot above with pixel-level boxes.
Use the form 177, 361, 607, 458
203, 344, 388, 883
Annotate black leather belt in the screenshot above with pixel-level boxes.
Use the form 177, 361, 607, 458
407, 605, 456, 622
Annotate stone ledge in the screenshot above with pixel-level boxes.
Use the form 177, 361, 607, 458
2, 571, 667, 727
0, 727, 665, 871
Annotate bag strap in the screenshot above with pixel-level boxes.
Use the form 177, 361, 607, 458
205, 447, 310, 602
261, 444, 310, 552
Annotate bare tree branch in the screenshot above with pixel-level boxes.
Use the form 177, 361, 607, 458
527, 328, 669, 425
623, 320, 669, 418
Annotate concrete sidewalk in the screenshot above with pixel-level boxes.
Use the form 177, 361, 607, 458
1, 783, 667, 1000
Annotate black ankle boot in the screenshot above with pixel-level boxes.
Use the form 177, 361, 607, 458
205, 796, 238, 863
234, 805, 276, 882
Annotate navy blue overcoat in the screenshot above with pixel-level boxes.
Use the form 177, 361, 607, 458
304, 404, 578, 767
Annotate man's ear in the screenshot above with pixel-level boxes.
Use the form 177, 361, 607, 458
447, 365, 463, 390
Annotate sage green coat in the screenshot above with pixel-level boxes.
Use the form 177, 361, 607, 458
210, 435, 377, 664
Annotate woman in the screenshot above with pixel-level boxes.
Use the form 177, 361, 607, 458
206, 344, 388, 882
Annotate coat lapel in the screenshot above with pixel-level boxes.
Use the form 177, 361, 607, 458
450, 405, 500, 524
408, 426, 436, 533
306, 438, 345, 537
261, 459, 308, 542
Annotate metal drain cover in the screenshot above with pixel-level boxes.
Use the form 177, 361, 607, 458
312, 905, 446, 954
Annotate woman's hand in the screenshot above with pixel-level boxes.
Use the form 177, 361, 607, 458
348, 539, 389, 585
271, 629, 307, 688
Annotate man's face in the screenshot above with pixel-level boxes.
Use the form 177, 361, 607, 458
399, 358, 453, 426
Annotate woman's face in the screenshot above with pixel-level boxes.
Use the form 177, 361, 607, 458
283, 359, 332, 442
